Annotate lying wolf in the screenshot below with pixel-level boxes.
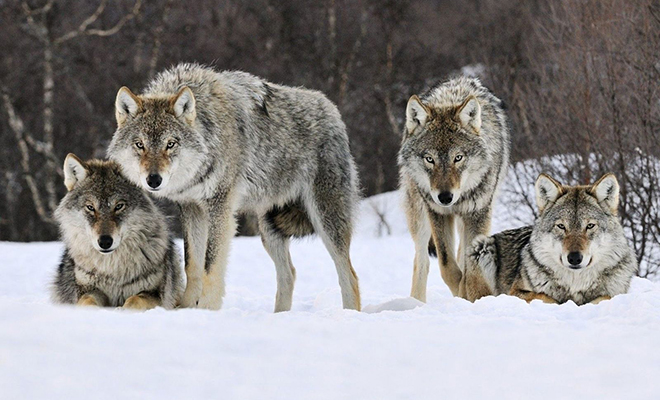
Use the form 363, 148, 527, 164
470, 173, 638, 305
398, 77, 510, 302
52, 154, 183, 309
108, 63, 361, 311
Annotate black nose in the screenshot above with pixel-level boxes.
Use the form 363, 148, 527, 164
146, 174, 162, 189
438, 192, 454, 205
567, 252, 583, 266
98, 235, 113, 250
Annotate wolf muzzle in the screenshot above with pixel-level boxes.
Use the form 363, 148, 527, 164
146, 173, 163, 189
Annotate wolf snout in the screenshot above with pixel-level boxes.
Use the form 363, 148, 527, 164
98, 235, 114, 252
437, 191, 454, 205
567, 251, 583, 268
146, 173, 163, 189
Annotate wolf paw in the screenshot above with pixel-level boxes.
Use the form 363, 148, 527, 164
196, 294, 223, 310
123, 295, 159, 311
471, 235, 495, 260
77, 294, 101, 307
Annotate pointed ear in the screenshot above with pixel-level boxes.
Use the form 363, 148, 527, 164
170, 87, 196, 124
535, 173, 563, 213
456, 96, 481, 133
591, 173, 619, 214
63, 153, 88, 191
115, 87, 141, 127
405, 95, 430, 134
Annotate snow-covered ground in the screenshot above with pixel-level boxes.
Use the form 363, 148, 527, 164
2, 191, 660, 400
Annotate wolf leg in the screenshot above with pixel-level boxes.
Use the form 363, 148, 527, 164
459, 209, 492, 301
404, 188, 432, 302
590, 295, 611, 304
123, 292, 161, 311
77, 291, 109, 307
198, 194, 236, 310
179, 202, 209, 308
305, 185, 360, 311
428, 212, 462, 296
259, 216, 297, 312
510, 283, 557, 304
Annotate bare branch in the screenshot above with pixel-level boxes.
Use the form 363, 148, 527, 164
54, 0, 142, 45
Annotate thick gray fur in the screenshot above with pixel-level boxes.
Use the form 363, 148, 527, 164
52, 158, 183, 308
471, 178, 638, 305
399, 76, 510, 301
108, 63, 361, 311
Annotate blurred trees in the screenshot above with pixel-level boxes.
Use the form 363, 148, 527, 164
1, 0, 658, 276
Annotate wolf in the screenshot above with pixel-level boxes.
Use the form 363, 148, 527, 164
108, 63, 361, 311
52, 154, 183, 309
470, 173, 638, 305
398, 76, 510, 302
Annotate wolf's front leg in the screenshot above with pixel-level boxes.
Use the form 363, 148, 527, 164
459, 208, 492, 301
428, 212, 462, 296
123, 292, 161, 311
404, 189, 433, 302
510, 284, 557, 304
197, 193, 236, 310
179, 202, 210, 308
590, 295, 611, 304
77, 290, 109, 307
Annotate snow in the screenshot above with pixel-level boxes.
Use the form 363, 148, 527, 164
2, 190, 660, 399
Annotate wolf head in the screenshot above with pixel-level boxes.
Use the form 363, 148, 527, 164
107, 86, 208, 195
55, 154, 155, 255
398, 92, 488, 207
532, 173, 625, 271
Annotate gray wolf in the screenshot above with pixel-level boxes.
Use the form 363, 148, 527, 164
108, 63, 361, 311
398, 76, 510, 302
52, 154, 183, 309
470, 173, 638, 305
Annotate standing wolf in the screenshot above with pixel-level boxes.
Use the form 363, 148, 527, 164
470, 173, 638, 305
52, 154, 183, 309
108, 63, 361, 311
398, 77, 509, 302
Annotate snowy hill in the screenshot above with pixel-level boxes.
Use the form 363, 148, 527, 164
2, 189, 660, 399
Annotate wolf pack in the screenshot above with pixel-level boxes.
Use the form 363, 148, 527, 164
51, 63, 638, 311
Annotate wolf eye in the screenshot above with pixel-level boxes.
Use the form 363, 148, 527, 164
586, 223, 595, 230
424, 156, 435, 164
135, 141, 144, 150
114, 203, 125, 212
166, 141, 176, 149
454, 155, 464, 163
556, 223, 566, 230
85, 205, 95, 212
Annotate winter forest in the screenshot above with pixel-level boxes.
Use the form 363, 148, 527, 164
2, 0, 658, 276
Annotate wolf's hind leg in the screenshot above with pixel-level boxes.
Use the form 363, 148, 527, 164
259, 217, 297, 312
77, 291, 109, 307
123, 292, 161, 311
305, 186, 360, 311
404, 189, 432, 302
428, 213, 462, 296
179, 202, 209, 308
